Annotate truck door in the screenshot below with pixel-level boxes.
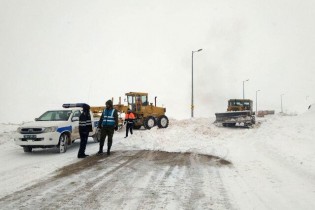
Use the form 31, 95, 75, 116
71, 110, 81, 140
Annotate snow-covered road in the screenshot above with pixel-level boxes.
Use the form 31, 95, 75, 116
0, 107, 314, 209
0, 150, 232, 209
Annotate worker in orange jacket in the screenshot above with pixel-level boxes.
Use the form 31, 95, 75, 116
124, 109, 135, 138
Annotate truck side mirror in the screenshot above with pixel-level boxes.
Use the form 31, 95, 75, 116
72, 117, 79, 122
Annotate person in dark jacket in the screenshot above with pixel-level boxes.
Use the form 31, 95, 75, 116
97, 100, 118, 155
124, 109, 135, 138
78, 104, 93, 158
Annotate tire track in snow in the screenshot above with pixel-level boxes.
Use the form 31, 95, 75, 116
0, 150, 232, 209
0, 151, 143, 209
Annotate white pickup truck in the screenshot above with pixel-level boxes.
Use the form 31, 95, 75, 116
14, 107, 99, 153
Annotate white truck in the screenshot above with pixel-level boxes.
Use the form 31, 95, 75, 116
14, 107, 99, 153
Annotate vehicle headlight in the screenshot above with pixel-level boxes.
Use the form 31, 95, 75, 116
43, 126, 58, 133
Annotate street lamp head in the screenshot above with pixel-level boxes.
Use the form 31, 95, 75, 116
193, 49, 203, 53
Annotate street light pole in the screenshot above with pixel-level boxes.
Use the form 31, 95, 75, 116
281, 94, 284, 113
243, 79, 249, 99
256, 90, 260, 115
191, 48, 202, 118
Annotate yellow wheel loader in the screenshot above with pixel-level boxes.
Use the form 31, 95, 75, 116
214, 99, 256, 127
91, 92, 169, 130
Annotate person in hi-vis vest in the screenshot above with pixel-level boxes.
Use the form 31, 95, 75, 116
97, 100, 118, 155
124, 109, 135, 138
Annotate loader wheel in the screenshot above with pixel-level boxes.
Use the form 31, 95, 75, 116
23, 146, 33, 153
144, 116, 156, 130
157, 115, 169, 128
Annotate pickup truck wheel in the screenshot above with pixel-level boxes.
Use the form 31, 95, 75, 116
58, 134, 68, 153
23, 146, 32, 153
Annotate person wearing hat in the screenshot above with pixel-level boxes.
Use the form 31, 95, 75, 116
124, 108, 135, 138
78, 104, 93, 158
97, 100, 118, 155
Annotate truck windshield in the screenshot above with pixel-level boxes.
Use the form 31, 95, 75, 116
37, 110, 72, 121
229, 101, 243, 106
127, 96, 134, 104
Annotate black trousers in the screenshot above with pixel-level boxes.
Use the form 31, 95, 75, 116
126, 122, 134, 137
99, 127, 114, 152
78, 132, 89, 156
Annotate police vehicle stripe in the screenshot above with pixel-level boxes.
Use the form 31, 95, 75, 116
57, 126, 72, 133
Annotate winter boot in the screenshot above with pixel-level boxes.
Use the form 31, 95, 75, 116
107, 145, 111, 156
98, 140, 105, 155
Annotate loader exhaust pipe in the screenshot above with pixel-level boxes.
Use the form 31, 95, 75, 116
155, 96, 157, 107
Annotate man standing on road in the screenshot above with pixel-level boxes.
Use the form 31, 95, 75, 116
78, 104, 93, 158
97, 100, 118, 155
124, 109, 135, 138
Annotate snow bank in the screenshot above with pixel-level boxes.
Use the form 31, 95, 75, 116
0, 124, 19, 145
0, 123, 19, 133
116, 118, 234, 159
252, 108, 315, 174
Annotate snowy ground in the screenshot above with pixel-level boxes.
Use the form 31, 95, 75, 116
0, 106, 314, 209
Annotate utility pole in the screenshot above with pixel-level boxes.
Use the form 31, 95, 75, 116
281, 94, 284, 113
243, 79, 249, 99
191, 48, 202, 118
256, 90, 260, 115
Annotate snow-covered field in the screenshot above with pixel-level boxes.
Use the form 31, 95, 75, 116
0, 106, 314, 209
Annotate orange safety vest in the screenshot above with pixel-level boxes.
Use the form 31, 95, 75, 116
125, 112, 135, 120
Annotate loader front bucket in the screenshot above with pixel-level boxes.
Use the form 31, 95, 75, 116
214, 111, 255, 127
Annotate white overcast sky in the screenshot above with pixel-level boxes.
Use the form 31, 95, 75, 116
1, 0, 315, 123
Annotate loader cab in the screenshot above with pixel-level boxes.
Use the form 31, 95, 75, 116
126, 92, 148, 112
227, 99, 253, 112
